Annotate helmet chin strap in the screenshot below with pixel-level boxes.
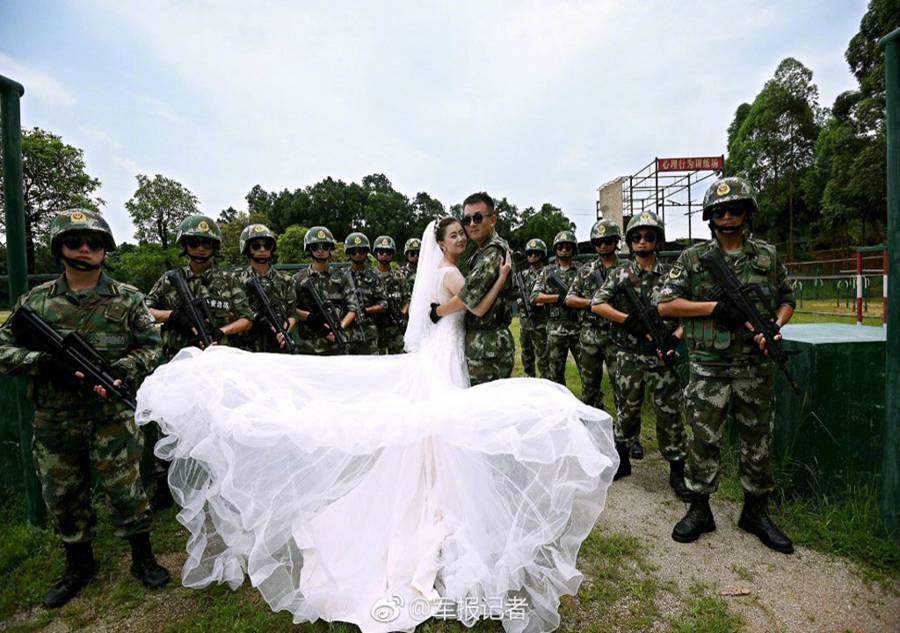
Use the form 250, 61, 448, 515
62, 256, 102, 271
711, 221, 742, 235
251, 255, 271, 264
187, 253, 213, 263
633, 249, 655, 259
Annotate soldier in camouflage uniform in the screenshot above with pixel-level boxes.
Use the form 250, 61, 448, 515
0, 210, 170, 608
292, 227, 360, 355
456, 193, 515, 385
591, 212, 689, 499
565, 219, 621, 410
373, 235, 407, 354
517, 238, 549, 378
344, 232, 387, 355
531, 230, 581, 388
235, 224, 298, 353
146, 214, 253, 509
659, 177, 795, 554
400, 237, 420, 317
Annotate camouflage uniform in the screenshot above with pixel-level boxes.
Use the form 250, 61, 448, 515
568, 254, 619, 409
375, 267, 407, 354
344, 266, 387, 355
236, 265, 297, 353
532, 259, 581, 387
518, 265, 548, 378
593, 258, 687, 462
146, 264, 253, 360
457, 232, 515, 385
0, 272, 158, 543
659, 237, 795, 495
292, 266, 360, 355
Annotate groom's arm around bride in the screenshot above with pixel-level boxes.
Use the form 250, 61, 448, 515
455, 192, 516, 386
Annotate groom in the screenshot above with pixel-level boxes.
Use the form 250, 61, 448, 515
456, 192, 515, 385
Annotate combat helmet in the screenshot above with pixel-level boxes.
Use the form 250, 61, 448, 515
590, 218, 623, 244
344, 232, 370, 251
702, 176, 758, 220
239, 223, 277, 256
176, 214, 222, 247
50, 209, 116, 256
525, 238, 547, 255
373, 235, 396, 252
304, 226, 336, 251
625, 211, 665, 245
404, 238, 421, 254
552, 230, 578, 250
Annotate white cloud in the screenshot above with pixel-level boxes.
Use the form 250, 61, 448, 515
0, 51, 76, 108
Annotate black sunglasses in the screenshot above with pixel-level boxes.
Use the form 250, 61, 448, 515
462, 212, 492, 226
347, 248, 368, 256
310, 243, 334, 252
184, 237, 216, 249
61, 234, 105, 251
526, 250, 543, 257
556, 244, 574, 251
249, 240, 274, 251
407, 251, 419, 257
630, 232, 657, 244
592, 237, 619, 247
374, 249, 394, 256
712, 206, 747, 220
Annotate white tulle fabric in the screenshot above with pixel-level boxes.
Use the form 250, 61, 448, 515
135, 222, 618, 633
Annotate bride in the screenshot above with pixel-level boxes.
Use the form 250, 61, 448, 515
135, 217, 618, 633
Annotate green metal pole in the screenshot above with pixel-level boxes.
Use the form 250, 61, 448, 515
879, 27, 900, 540
1, 74, 45, 526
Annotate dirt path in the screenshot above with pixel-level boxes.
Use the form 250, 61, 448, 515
601, 456, 900, 633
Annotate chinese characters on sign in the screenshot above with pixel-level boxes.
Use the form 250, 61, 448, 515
656, 156, 724, 172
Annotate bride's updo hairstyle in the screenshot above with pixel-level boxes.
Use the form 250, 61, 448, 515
435, 216, 463, 244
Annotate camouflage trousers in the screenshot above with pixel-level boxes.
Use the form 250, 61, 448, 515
578, 331, 613, 410
614, 350, 687, 462
377, 324, 406, 355
519, 319, 548, 378
32, 407, 152, 543
684, 362, 775, 496
546, 328, 581, 387
465, 327, 514, 386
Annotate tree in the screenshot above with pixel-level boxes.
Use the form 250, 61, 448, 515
106, 243, 181, 293
512, 203, 575, 253
276, 225, 309, 264
125, 174, 199, 249
217, 211, 270, 267
727, 58, 822, 258
0, 127, 103, 272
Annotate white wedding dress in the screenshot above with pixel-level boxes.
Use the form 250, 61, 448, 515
135, 221, 617, 633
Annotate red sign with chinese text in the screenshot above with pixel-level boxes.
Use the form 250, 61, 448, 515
656, 156, 723, 172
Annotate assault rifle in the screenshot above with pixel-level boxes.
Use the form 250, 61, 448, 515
546, 271, 570, 306
345, 270, 367, 324
617, 283, 685, 387
301, 278, 350, 354
512, 252, 535, 320
700, 248, 801, 395
246, 277, 297, 353
165, 269, 216, 348
11, 305, 137, 409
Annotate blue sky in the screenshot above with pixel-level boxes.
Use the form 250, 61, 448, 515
1, 0, 868, 243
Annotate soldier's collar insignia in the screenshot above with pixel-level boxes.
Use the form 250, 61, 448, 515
717, 183, 731, 196
198, 221, 210, 232
70, 211, 87, 223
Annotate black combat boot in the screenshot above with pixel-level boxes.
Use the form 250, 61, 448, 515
614, 442, 631, 480
672, 494, 716, 543
630, 439, 645, 460
129, 533, 171, 588
668, 459, 692, 502
43, 541, 96, 608
737, 493, 794, 554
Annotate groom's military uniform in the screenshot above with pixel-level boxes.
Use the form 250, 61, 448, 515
457, 232, 515, 385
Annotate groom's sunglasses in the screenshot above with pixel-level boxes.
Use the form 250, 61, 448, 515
462, 212, 492, 226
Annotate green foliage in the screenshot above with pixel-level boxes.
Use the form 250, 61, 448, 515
275, 225, 310, 264
512, 203, 576, 254
125, 174, 200, 250
0, 127, 104, 273
217, 211, 270, 267
106, 243, 182, 293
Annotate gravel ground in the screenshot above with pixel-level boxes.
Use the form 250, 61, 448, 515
601, 456, 900, 633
